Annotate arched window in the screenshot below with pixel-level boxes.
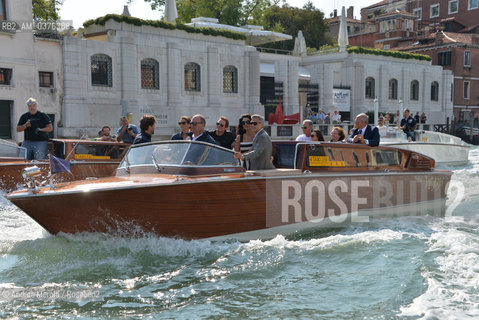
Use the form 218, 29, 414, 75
410, 80, 419, 100
365, 77, 375, 99
389, 79, 398, 100
141, 59, 159, 89
430, 81, 439, 101
91, 54, 112, 87
223, 66, 238, 93
184, 62, 200, 91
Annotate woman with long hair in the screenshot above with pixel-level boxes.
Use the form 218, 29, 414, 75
311, 129, 324, 142
234, 114, 255, 169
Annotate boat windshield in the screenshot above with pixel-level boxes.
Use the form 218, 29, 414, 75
0, 139, 27, 159
119, 141, 240, 168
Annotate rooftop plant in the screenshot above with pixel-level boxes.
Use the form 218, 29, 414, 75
347, 46, 432, 61
83, 14, 247, 41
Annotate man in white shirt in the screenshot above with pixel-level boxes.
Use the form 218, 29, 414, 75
377, 116, 388, 136
296, 120, 313, 141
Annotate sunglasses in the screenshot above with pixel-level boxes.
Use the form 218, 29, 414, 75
178, 122, 187, 125
311, 134, 317, 137
190, 121, 202, 126
250, 122, 258, 126
216, 122, 224, 127
301, 126, 309, 129
241, 120, 251, 125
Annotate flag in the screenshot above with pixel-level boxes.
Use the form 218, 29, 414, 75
49, 155, 71, 175
275, 97, 284, 124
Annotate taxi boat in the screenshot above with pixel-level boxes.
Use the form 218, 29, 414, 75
0, 139, 129, 191
379, 128, 470, 166
6, 140, 452, 240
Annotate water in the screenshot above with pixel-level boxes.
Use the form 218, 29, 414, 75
1, 147, 478, 319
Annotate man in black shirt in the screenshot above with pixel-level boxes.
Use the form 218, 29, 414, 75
400, 109, 416, 141
16, 98, 52, 160
209, 116, 235, 149
133, 115, 156, 145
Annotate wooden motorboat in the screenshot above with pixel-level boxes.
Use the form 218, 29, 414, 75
5, 140, 452, 240
0, 139, 129, 191
380, 128, 470, 166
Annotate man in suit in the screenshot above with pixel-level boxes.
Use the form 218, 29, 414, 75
234, 114, 275, 170
348, 113, 380, 147
190, 114, 217, 145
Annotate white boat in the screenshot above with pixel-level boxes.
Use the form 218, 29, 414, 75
379, 128, 471, 166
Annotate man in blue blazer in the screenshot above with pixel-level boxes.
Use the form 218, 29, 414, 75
349, 113, 380, 147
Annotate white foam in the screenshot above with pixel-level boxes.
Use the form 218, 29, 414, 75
400, 221, 479, 318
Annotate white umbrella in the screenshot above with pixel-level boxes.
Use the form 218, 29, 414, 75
164, 0, 178, 23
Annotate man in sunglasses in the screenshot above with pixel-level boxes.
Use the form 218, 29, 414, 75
190, 114, 217, 145
234, 114, 274, 170
209, 116, 236, 149
296, 119, 313, 141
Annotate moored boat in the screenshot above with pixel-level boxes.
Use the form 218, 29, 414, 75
6, 140, 452, 240
0, 139, 129, 191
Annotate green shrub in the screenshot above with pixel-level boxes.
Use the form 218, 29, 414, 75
83, 14, 247, 41
347, 46, 432, 62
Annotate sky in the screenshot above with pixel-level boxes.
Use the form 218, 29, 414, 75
59, 0, 376, 29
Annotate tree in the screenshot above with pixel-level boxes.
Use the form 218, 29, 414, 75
142, 0, 282, 25
32, 0, 64, 20
262, 3, 332, 51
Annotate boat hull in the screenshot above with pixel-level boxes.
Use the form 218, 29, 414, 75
7, 170, 451, 240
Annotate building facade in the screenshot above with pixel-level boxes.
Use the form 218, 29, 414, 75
263, 50, 453, 123
60, 19, 262, 138
402, 32, 479, 121
0, 0, 63, 141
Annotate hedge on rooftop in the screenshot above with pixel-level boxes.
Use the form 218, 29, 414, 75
347, 46, 432, 61
83, 14, 247, 41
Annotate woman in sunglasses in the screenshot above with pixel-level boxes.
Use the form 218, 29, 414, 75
234, 114, 255, 169
171, 116, 191, 140
311, 129, 324, 142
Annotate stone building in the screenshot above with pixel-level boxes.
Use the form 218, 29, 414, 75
59, 17, 263, 138
0, 0, 63, 141
262, 49, 453, 124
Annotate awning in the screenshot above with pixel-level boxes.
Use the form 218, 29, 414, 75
260, 63, 275, 76
187, 17, 292, 46
260, 63, 311, 79
298, 66, 310, 79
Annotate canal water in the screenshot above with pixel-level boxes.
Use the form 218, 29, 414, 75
0, 147, 478, 319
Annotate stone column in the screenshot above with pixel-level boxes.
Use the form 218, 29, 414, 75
246, 50, 261, 114
287, 60, 299, 115
207, 46, 220, 108
167, 42, 181, 108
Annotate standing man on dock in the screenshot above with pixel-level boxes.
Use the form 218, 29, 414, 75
117, 116, 139, 143
400, 109, 416, 141
16, 98, 52, 160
